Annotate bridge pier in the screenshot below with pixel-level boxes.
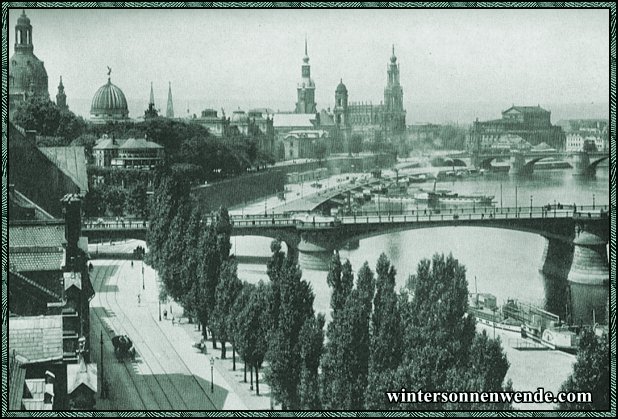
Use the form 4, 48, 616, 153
541, 238, 573, 279
297, 237, 335, 271
566, 228, 609, 325
509, 152, 532, 175
571, 152, 593, 177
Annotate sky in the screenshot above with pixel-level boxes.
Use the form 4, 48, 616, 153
7, 7, 610, 123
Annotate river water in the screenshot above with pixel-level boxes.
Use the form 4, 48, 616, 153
233, 168, 610, 324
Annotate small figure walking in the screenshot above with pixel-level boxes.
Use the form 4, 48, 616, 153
138, 293, 141, 305
131, 260, 134, 268
171, 316, 175, 326
163, 309, 168, 320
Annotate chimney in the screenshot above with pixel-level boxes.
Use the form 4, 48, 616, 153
61, 194, 82, 272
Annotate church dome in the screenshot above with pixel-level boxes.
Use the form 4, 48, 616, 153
336, 79, 347, 94
9, 52, 49, 97
231, 109, 248, 123
90, 78, 129, 121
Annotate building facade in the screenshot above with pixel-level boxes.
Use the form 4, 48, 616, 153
283, 130, 329, 160
8, 11, 50, 117
93, 135, 164, 170
468, 105, 565, 153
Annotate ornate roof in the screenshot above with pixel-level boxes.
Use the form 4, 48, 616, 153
336, 79, 347, 94
90, 78, 129, 117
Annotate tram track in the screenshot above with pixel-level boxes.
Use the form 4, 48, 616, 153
92, 261, 173, 409
94, 259, 217, 410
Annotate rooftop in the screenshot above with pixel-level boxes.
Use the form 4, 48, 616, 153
503, 105, 550, 114
9, 315, 64, 364
273, 113, 316, 128
38, 146, 89, 193
9, 224, 65, 248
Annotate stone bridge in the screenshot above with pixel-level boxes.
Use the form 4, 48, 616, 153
462, 150, 608, 176
82, 204, 609, 287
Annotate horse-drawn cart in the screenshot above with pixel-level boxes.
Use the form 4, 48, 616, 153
112, 335, 136, 361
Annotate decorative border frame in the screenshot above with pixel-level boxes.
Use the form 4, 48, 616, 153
1, 2, 615, 417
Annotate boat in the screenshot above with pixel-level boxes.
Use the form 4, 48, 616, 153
468, 293, 522, 333
415, 181, 494, 205
408, 174, 429, 183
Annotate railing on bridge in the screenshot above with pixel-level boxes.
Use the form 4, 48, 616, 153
82, 204, 609, 232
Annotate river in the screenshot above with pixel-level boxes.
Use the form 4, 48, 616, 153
233, 168, 610, 324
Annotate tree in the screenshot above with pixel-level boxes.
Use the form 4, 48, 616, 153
326, 251, 354, 315
212, 259, 243, 359
321, 261, 374, 410
366, 253, 403, 408
391, 253, 510, 411
104, 185, 127, 217
13, 97, 86, 142
125, 180, 149, 218
82, 186, 106, 218
266, 258, 315, 410
559, 329, 609, 410
298, 314, 325, 410
239, 281, 270, 395
230, 282, 254, 372
147, 168, 191, 273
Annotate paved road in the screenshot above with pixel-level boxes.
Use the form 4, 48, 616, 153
90, 260, 223, 410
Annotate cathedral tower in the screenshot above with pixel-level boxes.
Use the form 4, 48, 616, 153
8, 11, 49, 116
383, 45, 406, 135
166, 82, 175, 118
295, 38, 316, 114
56, 76, 67, 111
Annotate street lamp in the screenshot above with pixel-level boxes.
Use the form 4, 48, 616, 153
530, 195, 533, 214
593, 194, 595, 210
210, 357, 215, 393
142, 261, 145, 290
158, 299, 161, 321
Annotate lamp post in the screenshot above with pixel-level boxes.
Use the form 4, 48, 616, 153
500, 183, 503, 212
210, 357, 215, 393
264, 200, 267, 217
530, 195, 533, 214
554, 199, 557, 217
142, 261, 145, 290
515, 185, 518, 217
158, 299, 161, 321
593, 194, 595, 210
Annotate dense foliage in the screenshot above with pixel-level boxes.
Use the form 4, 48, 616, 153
559, 328, 610, 410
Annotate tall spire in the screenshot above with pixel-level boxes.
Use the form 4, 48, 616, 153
149, 82, 155, 106
305, 35, 308, 56
56, 76, 67, 110
166, 81, 174, 118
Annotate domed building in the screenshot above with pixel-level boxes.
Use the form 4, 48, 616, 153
90, 71, 130, 124
8, 10, 50, 116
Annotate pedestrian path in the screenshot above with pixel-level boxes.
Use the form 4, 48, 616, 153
143, 264, 272, 410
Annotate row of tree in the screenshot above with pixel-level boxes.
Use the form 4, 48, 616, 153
147, 169, 609, 411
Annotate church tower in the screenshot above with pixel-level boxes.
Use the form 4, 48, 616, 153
334, 79, 349, 129
295, 38, 316, 114
144, 82, 158, 119
383, 45, 406, 135
8, 10, 49, 116
166, 82, 174, 118
56, 76, 67, 110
